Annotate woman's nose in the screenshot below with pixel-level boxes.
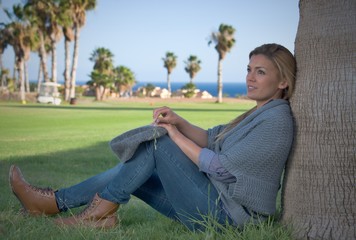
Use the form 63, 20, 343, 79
246, 72, 255, 82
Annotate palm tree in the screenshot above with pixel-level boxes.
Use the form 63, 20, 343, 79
62, 25, 74, 101
88, 70, 114, 101
184, 55, 201, 83
23, 0, 51, 83
4, 4, 38, 102
24, 0, 69, 97
16, 1, 56, 95
162, 51, 177, 93
89, 47, 114, 100
63, 0, 96, 100
0, 24, 10, 87
34, 33, 51, 93
208, 23, 236, 103
45, 0, 66, 85
143, 83, 155, 97
58, 0, 76, 101
4, 7, 34, 103
89, 47, 114, 72
114, 65, 136, 97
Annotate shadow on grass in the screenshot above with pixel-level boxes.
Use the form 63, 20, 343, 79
0, 140, 186, 239
0, 140, 119, 211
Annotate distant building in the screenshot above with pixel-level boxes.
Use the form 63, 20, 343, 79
196, 90, 213, 99
133, 86, 213, 99
150, 87, 171, 98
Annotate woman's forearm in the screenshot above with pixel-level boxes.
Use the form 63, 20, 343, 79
169, 130, 202, 165
176, 118, 208, 148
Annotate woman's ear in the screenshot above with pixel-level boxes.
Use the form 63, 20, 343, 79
278, 79, 288, 90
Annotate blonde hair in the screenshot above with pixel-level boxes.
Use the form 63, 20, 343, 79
249, 43, 296, 100
215, 43, 296, 142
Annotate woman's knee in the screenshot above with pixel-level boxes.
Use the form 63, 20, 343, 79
155, 135, 184, 157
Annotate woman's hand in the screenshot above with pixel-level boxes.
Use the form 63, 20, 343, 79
152, 106, 182, 126
155, 122, 181, 140
152, 106, 203, 165
152, 106, 209, 148
152, 106, 181, 139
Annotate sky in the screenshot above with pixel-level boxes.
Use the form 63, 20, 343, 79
1, 0, 299, 84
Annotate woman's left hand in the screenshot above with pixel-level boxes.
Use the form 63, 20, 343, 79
155, 122, 180, 140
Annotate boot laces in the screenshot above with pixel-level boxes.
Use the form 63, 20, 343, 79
29, 186, 54, 197
77, 197, 100, 218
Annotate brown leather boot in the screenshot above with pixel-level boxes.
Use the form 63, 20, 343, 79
9, 165, 60, 216
55, 193, 119, 229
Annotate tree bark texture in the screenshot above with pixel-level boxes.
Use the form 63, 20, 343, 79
167, 72, 171, 94
281, 1, 356, 239
37, 63, 42, 94
39, 32, 49, 83
217, 59, 223, 103
24, 61, 29, 93
64, 39, 71, 101
17, 59, 25, 103
51, 40, 57, 84
70, 28, 80, 99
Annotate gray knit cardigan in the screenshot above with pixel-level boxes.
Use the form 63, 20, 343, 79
206, 99, 294, 225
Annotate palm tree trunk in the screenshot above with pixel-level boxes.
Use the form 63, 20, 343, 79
166, 72, 171, 94
24, 61, 30, 93
39, 32, 50, 82
100, 86, 106, 100
0, 52, 3, 71
51, 40, 57, 84
12, 58, 17, 90
70, 27, 80, 99
17, 59, 25, 103
1, 73, 6, 87
95, 86, 104, 101
281, 0, 356, 239
64, 38, 71, 101
217, 59, 223, 103
51, 40, 58, 95
0, 52, 3, 87
95, 86, 99, 101
37, 62, 42, 94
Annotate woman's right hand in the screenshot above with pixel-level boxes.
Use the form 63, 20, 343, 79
152, 106, 182, 126
153, 106, 208, 148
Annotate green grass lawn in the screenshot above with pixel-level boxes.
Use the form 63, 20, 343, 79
0, 99, 293, 240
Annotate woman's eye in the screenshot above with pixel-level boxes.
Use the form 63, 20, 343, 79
247, 68, 251, 72
257, 70, 265, 75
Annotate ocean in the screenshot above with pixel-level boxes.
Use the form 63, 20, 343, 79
132, 81, 247, 97
73, 80, 247, 97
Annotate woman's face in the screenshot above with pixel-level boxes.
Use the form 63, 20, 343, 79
246, 54, 288, 108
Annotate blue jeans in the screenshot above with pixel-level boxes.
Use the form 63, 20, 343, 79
55, 135, 233, 230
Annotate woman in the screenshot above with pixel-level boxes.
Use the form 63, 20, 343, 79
9, 43, 296, 230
